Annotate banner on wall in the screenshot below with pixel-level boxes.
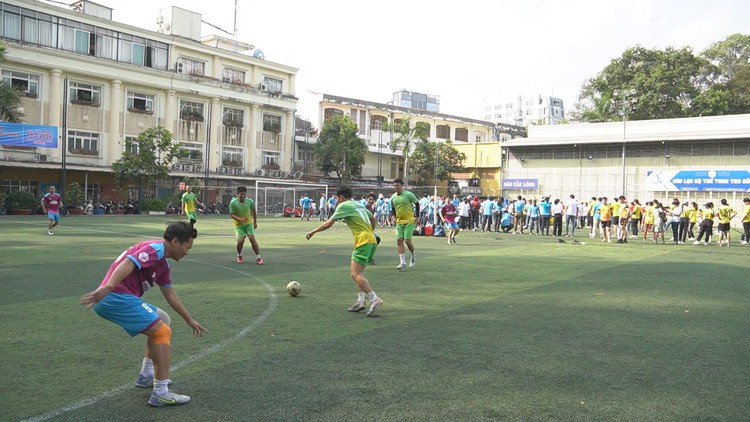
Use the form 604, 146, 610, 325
0, 122, 58, 148
502, 178, 539, 190
646, 170, 750, 192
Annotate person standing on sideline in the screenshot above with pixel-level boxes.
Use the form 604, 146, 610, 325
513, 196, 526, 234
598, 197, 613, 243
299, 194, 312, 221
230, 186, 263, 264
180, 185, 204, 226
551, 198, 564, 236
741, 197, 750, 244
539, 197, 552, 235
693, 202, 715, 245
41, 185, 63, 235
481, 196, 495, 232
79, 221, 207, 407
319, 194, 328, 220
306, 185, 383, 316
564, 194, 579, 237
616, 195, 630, 243
687, 201, 699, 241
716, 198, 736, 246
629, 200, 643, 238
391, 178, 420, 269
440, 196, 460, 244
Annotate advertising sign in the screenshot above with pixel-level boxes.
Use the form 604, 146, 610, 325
502, 178, 539, 190
646, 170, 750, 192
0, 122, 58, 148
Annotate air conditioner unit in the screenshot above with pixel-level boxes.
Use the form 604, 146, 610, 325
222, 77, 231, 83
279, 171, 287, 179
234, 168, 244, 175
176, 59, 184, 74
171, 163, 181, 170
181, 164, 192, 171
255, 169, 263, 176
216, 167, 227, 174
38, 154, 48, 162
263, 170, 272, 177
259, 83, 268, 92
193, 165, 203, 173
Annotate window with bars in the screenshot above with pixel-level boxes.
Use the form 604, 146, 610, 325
180, 100, 204, 121
222, 68, 245, 84
370, 115, 387, 130
262, 151, 280, 168
67, 130, 99, 153
436, 125, 450, 139
263, 77, 282, 93
124, 136, 138, 155
263, 114, 282, 133
455, 128, 468, 142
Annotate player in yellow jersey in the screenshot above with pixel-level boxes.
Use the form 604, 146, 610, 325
181, 185, 204, 226
740, 197, 750, 245
694, 202, 715, 245
716, 198, 737, 246
306, 185, 383, 316
390, 178, 420, 270
230, 186, 263, 264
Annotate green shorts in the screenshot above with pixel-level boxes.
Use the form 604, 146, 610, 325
352, 243, 377, 266
396, 222, 415, 240
186, 210, 198, 221
235, 224, 255, 238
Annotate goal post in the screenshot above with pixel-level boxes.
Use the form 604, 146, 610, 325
253, 180, 330, 216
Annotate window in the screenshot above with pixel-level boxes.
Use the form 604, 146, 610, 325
2, 4, 21, 39
179, 58, 205, 76
297, 144, 314, 162
222, 68, 245, 84
69, 82, 101, 105
118, 34, 146, 65
495, 113, 502, 119
436, 125, 450, 139
506, 103, 513, 108
370, 115, 387, 130
324, 108, 343, 121
455, 128, 468, 142
178, 142, 203, 160
2, 71, 39, 96
180, 100, 204, 121
415, 122, 430, 139
262, 151, 280, 168
67, 130, 99, 154
1, 179, 38, 197
474, 131, 486, 142
124, 136, 138, 155
127, 92, 154, 113
494, 104, 502, 110
263, 77, 282, 93
223, 108, 244, 127
263, 114, 282, 133
222, 146, 243, 166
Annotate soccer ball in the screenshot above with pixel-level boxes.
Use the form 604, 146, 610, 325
286, 281, 301, 297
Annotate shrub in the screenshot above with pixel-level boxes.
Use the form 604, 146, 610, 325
4, 190, 38, 211
141, 198, 167, 212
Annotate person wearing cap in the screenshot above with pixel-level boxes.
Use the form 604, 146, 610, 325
740, 197, 750, 245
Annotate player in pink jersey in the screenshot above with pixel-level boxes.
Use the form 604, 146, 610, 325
41, 185, 63, 235
440, 196, 460, 244
80, 221, 207, 407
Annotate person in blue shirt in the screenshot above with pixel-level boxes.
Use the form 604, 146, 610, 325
539, 197, 552, 235
481, 196, 495, 232
500, 208, 514, 233
299, 194, 312, 220
328, 195, 337, 216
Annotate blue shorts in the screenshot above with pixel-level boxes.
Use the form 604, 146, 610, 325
48, 211, 60, 222
94, 293, 161, 336
445, 222, 459, 229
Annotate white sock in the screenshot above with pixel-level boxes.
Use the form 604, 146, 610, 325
140, 357, 154, 376
399, 254, 405, 264
367, 291, 378, 302
153, 379, 169, 396
410, 253, 416, 261
256, 254, 261, 259
357, 292, 365, 303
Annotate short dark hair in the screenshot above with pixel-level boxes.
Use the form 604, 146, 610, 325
237, 186, 247, 194
164, 221, 197, 243
367, 192, 377, 200
393, 178, 404, 185
336, 185, 353, 199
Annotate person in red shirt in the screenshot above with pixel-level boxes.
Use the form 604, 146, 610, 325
41, 185, 63, 235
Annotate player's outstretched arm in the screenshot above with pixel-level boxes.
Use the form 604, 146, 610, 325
80, 259, 137, 309
306, 218, 335, 240
159, 285, 207, 337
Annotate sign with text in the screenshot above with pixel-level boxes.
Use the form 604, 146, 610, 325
646, 170, 750, 192
502, 178, 539, 190
0, 122, 58, 148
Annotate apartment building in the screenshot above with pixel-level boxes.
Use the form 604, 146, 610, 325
0, 0, 297, 202
484, 94, 565, 126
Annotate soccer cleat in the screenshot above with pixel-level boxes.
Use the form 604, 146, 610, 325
256, 257, 264, 265
409, 257, 416, 267
48, 230, 53, 235
366, 297, 383, 316
148, 390, 191, 407
448, 238, 452, 245
348, 301, 366, 312
742, 241, 748, 245
396, 262, 407, 270
135, 374, 172, 388
692, 240, 701, 245
236, 255, 244, 263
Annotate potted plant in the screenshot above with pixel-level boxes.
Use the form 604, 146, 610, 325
4, 190, 39, 215
66, 182, 85, 215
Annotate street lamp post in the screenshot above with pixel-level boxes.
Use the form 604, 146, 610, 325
618, 89, 637, 196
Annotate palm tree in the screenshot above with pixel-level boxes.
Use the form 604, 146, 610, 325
0, 42, 22, 122
383, 116, 429, 184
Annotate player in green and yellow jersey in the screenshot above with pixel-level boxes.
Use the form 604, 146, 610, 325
181, 185, 204, 225
229, 186, 263, 264
390, 178, 420, 270
306, 185, 383, 316
741, 197, 750, 245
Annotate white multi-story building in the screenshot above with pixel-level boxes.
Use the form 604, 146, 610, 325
0, 0, 298, 203
484, 95, 565, 126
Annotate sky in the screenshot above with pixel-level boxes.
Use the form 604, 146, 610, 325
54, 0, 749, 123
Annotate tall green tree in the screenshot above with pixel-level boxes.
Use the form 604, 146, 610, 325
0, 42, 22, 122
312, 114, 367, 184
701, 33, 750, 79
572, 88, 616, 123
382, 117, 429, 184
699, 33, 750, 114
112, 127, 182, 199
409, 140, 466, 185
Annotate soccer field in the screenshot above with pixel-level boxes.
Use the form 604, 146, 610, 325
1, 215, 749, 421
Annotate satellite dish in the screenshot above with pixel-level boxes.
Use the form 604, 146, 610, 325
252, 49, 265, 60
